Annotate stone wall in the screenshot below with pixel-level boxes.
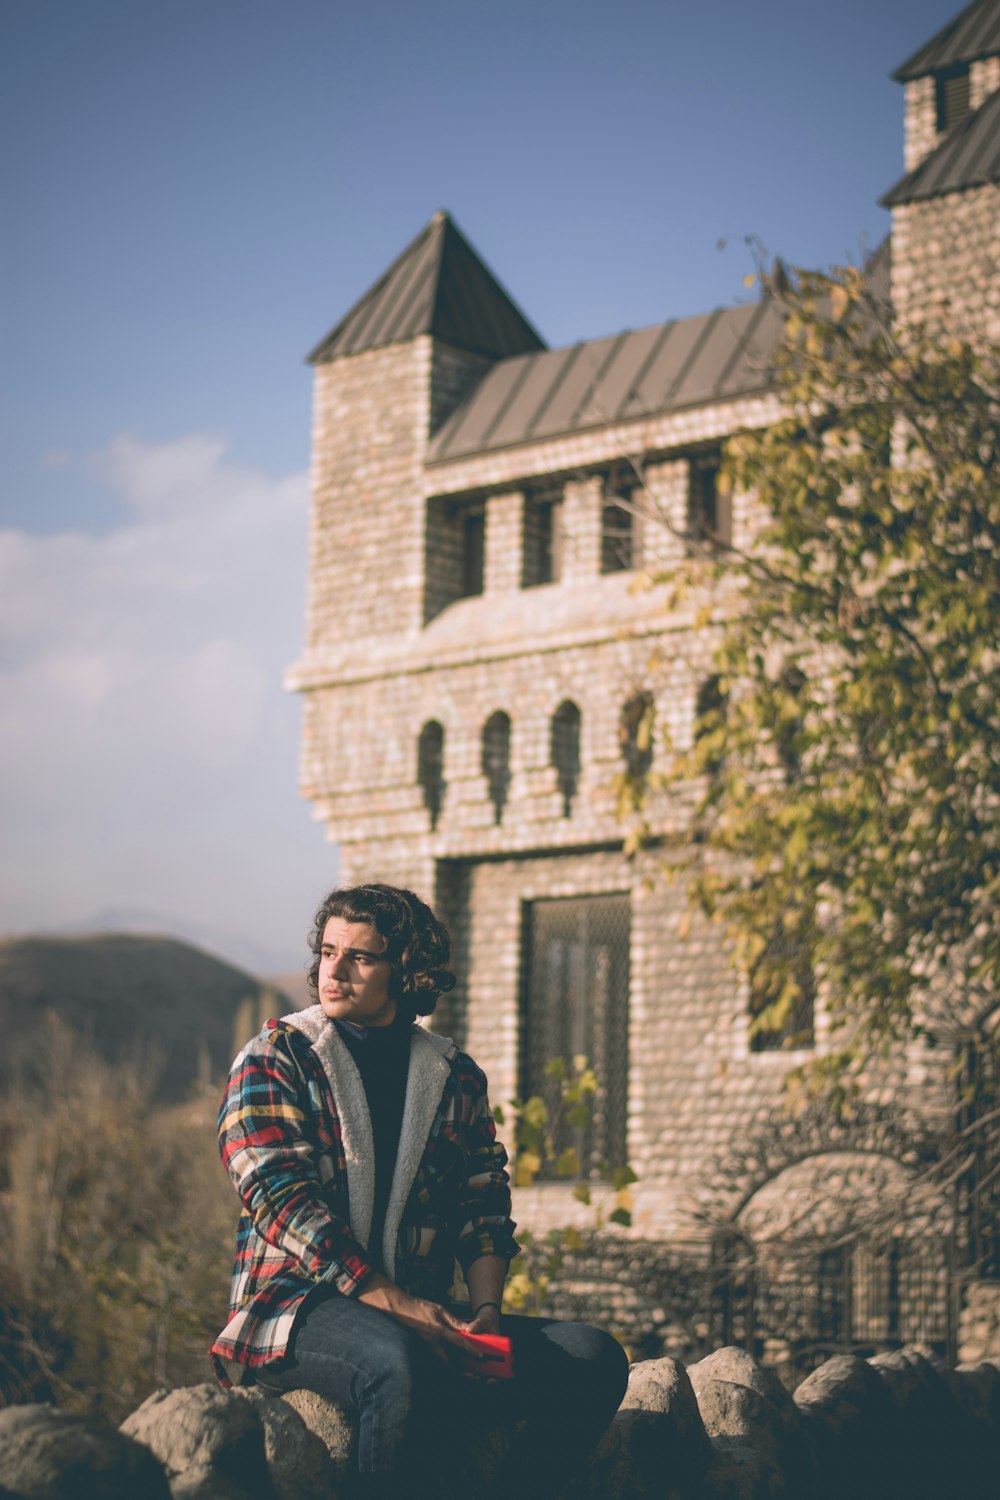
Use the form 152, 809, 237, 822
891, 184, 1000, 338
4, 1345, 997, 1500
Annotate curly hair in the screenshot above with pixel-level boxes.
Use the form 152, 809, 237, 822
307, 883, 457, 1018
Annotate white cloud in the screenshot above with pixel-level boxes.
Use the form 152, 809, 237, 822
0, 434, 337, 969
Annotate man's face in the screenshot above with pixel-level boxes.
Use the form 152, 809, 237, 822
317, 916, 396, 1027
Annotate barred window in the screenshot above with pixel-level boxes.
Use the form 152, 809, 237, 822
601, 484, 641, 573
481, 711, 511, 823
523, 488, 563, 587
521, 894, 630, 1175
417, 721, 445, 830
688, 453, 731, 547
551, 700, 581, 817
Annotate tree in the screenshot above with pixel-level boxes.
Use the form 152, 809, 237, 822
657, 262, 1000, 1083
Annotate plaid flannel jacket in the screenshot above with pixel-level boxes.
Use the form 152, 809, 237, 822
210, 1006, 518, 1380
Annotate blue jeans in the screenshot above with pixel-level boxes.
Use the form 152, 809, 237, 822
256, 1292, 628, 1497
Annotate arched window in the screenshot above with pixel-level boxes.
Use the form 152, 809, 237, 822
550, 701, 581, 817
619, 692, 654, 781
417, 721, 445, 830
481, 711, 511, 824
694, 675, 728, 776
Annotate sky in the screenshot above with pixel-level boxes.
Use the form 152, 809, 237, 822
0, 0, 965, 973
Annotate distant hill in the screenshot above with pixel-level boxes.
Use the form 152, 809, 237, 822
0, 933, 298, 1101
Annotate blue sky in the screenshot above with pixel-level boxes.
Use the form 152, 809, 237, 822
0, 0, 963, 972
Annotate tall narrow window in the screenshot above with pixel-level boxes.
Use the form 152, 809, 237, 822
620, 692, 654, 781
521, 894, 630, 1175
462, 507, 485, 597
417, 721, 445, 830
749, 913, 815, 1052
688, 453, 731, 546
936, 64, 971, 132
695, 675, 728, 777
601, 483, 641, 573
775, 665, 806, 783
523, 488, 563, 587
550, 700, 581, 817
481, 711, 511, 823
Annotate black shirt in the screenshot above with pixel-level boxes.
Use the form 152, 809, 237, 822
334, 1013, 412, 1273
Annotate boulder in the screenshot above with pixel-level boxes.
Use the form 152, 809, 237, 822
935, 1361, 1000, 1492
121, 1384, 275, 1500
687, 1346, 814, 1500
232, 1389, 338, 1500
570, 1356, 711, 1500
867, 1347, 964, 1500
277, 1389, 354, 1480
793, 1354, 895, 1500
0, 1403, 170, 1500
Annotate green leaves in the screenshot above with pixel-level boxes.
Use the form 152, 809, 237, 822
650, 262, 1000, 1074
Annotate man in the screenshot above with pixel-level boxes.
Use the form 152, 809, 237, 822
213, 882, 627, 1497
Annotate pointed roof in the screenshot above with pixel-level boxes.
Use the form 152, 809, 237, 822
894, 0, 1000, 82
307, 211, 546, 365
882, 85, 1000, 204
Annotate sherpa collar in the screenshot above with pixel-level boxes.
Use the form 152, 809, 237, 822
280, 1006, 457, 1279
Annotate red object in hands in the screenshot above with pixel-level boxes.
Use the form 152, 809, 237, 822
456, 1330, 514, 1380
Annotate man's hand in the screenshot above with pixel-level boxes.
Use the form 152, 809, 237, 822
464, 1303, 501, 1336
358, 1273, 469, 1361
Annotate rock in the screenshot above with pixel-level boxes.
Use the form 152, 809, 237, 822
232, 1389, 338, 1500
793, 1355, 895, 1500
121, 1384, 275, 1500
687, 1346, 814, 1500
0, 1403, 170, 1500
935, 1361, 1000, 1492
570, 1357, 711, 1500
868, 1347, 966, 1500
278, 1389, 354, 1480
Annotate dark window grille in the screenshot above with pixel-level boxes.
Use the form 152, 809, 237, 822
462, 509, 485, 597
688, 454, 731, 546
620, 692, 655, 780
417, 720, 445, 830
523, 489, 563, 587
481, 711, 511, 823
521, 894, 630, 1175
936, 64, 971, 131
601, 489, 640, 573
550, 701, 582, 816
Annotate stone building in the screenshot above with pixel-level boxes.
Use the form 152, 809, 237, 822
287, 0, 1000, 1350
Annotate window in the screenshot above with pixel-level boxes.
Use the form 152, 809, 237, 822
694, 675, 728, 777
523, 488, 563, 587
601, 482, 641, 573
462, 507, 485, 596
775, 665, 806, 783
521, 894, 630, 1175
417, 721, 445, 830
688, 453, 731, 547
550, 701, 581, 817
936, 64, 971, 132
481, 711, 511, 823
749, 912, 815, 1052
619, 692, 654, 781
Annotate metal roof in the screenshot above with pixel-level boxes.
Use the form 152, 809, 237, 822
427, 298, 783, 464
307, 211, 545, 365
894, 0, 1000, 81
882, 86, 1000, 204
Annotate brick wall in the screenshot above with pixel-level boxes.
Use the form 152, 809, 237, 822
891, 185, 1000, 338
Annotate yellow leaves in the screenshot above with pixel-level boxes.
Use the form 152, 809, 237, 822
830, 284, 850, 325
514, 1151, 542, 1187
